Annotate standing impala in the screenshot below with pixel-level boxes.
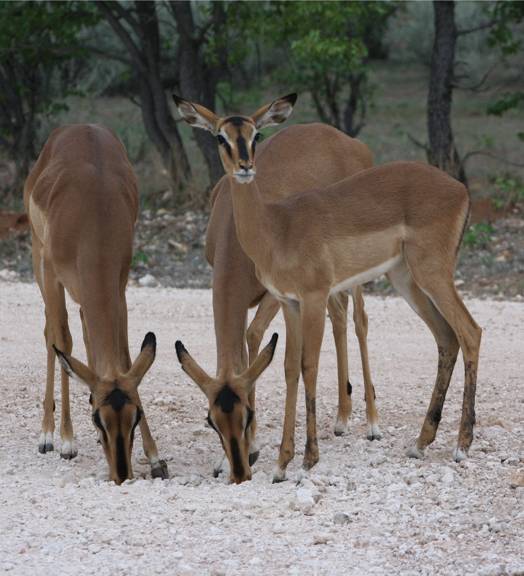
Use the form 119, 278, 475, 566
174, 94, 481, 482
24, 124, 168, 484
174, 100, 380, 483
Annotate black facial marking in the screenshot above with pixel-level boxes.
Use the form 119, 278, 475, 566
347, 381, 352, 396
230, 437, 244, 479
105, 388, 130, 412
237, 135, 249, 161
89, 394, 93, 405
116, 433, 128, 481
225, 116, 246, 126
207, 412, 218, 433
215, 385, 240, 414
93, 410, 108, 443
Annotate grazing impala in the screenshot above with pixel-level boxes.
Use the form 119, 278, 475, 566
24, 124, 168, 484
174, 100, 380, 483
174, 94, 482, 482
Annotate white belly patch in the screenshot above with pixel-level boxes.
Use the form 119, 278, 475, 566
330, 255, 402, 295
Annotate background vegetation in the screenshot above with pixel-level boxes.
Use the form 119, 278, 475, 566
0, 0, 523, 211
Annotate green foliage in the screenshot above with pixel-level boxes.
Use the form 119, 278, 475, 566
463, 222, 495, 249
491, 174, 524, 209
131, 250, 149, 269
487, 1, 524, 55
487, 92, 524, 117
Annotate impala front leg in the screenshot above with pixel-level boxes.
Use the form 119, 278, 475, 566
301, 293, 328, 471
137, 400, 169, 479
273, 301, 302, 483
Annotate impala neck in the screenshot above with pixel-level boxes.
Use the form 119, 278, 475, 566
228, 176, 273, 270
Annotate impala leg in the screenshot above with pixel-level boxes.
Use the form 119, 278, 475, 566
246, 293, 280, 465
301, 293, 328, 471
273, 301, 302, 483
388, 262, 459, 458
41, 264, 76, 459
352, 286, 381, 440
136, 400, 169, 479
327, 292, 351, 436
39, 327, 56, 454
404, 251, 481, 461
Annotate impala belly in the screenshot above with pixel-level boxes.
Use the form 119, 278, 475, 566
329, 254, 402, 295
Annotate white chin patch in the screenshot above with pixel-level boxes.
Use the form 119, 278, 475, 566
233, 172, 255, 184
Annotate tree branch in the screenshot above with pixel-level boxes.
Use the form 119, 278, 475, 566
407, 132, 429, 152
457, 20, 497, 37
84, 45, 132, 66
461, 149, 524, 169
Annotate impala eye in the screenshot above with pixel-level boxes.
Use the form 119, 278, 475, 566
217, 134, 226, 145
254, 133, 262, 142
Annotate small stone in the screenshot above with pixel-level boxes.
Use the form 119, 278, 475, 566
333, 512, 351, 525
138, 273, 157, 287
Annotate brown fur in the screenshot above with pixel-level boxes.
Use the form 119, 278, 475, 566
24, 124, 167, 484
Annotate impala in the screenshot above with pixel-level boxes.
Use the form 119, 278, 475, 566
174, 99, 380, 483
174, 94, 482, 482
24, 124, 168, 484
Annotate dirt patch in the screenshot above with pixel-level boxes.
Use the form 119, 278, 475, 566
1, 206, 522, 299
0, 284, 522, 576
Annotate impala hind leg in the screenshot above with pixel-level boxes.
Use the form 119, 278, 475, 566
301, 293, 328, 471
388, 262, 459, 459
352, 287, 381, 440
246, 293, 280, 465
273, 302, 302, 483
327, 292, 352, 436
404, 251, 481, 461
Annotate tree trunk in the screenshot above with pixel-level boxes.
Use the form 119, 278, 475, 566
98, 1, 191, 201
171, 1, 224, 187
427, 0, 466, 183
343, 72, 366, 137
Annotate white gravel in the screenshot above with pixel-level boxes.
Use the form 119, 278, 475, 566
0, 282, 522, 576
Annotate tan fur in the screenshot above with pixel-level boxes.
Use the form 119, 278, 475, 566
176, 95, 482, 480
24, 124, 167, 484
175, 93, 378, 482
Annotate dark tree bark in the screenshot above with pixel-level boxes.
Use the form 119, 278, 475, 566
170, 1, 225, 186
427, 0, 466, 183
98, 1, 191, 200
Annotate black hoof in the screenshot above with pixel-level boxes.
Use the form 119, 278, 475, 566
249, 450, 260, 467
151, 460, 169, 480
60, 452, 77, 460
38, 443, 54, 454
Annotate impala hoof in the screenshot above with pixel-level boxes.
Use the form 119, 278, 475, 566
272, 467, 287, 483
406, 444, 425, 459
367, 424, 382, 441
38, 432, 54, 454
452, 447, 468, 462
334, 418, 348, 437
249, 450, 260, 466
151, 460, 169, 479
60, 440, 78, 460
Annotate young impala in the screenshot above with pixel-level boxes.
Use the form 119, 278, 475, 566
174, 94, 481, 482
174, 100, 380, 484
24, 124, 168, 484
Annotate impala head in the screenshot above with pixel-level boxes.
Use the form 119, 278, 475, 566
53, 332, 157, 485
173, 93, 297, 184
175, 333, 278, 484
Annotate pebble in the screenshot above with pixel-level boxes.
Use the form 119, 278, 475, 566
333, 512, 351, 525
138, 273, 158, 287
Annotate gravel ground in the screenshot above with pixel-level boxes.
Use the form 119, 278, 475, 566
0, 282, 522, 576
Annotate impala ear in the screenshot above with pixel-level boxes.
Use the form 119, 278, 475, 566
53, 346, 97, 390
251, 94, 297, 129
239, 333, 278, 394
175, 340, 216, 398
173, 94, 219, 133
125, 332, 157, 385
